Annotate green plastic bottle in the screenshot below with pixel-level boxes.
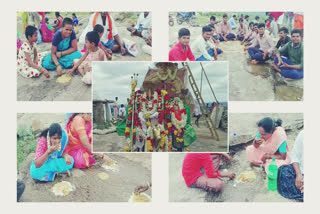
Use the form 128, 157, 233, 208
267, 157, 278, 191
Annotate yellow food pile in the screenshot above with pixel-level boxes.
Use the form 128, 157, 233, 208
97, 172, 109, 180
51, 181, 75, 196
236, 170, 257, 183
131, 193, 151, 202
57, 74, 72, 84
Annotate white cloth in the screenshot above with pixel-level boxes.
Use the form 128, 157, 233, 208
191, 35, 215, 60
118, 107, 126, 118
135, 13, 152, 30
79, 13, 118, 46
291, 130, 304, 174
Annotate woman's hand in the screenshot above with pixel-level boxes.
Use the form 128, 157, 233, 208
134, 184, 149, 194
56, 65, 63, 76
67, 69, 74, 75
295, 174, 304, 193
41, 68, 50, 78
56, 52, 62, 58
253, 138, 264, 148
63, 154, 73, 165
261, 153, 272, 163
221, 154, 232, 164
48, 144, 60, 153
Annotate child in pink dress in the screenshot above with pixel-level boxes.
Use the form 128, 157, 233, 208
67, 31, 106, 84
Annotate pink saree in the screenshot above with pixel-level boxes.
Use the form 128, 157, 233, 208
246, 127, 290, 173
40, 17, 53, 42
65, 115, 95, 168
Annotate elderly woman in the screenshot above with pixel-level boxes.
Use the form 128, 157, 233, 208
65, 113, 113, 168
30, 123, 74, 182
42, 17, 81, 76
246, 117, 291, 173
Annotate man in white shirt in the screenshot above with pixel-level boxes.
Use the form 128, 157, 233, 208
118, 104, 126, 119
191, 25, 219, 61
277, 130, 304, 200
80, 12, 126, 55
127, 12, 152, 40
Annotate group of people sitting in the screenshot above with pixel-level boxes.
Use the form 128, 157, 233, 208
182, 117, 304, 201
30, 113, 114, 182
169, 13, 303, 81
17, 12, 152, 84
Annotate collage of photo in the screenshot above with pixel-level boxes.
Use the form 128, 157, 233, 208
16, 11, 304, 203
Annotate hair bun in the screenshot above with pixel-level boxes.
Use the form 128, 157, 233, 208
274, 119, 283, 127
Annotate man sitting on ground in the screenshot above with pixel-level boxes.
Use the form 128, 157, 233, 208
182, 153, 235, 192
242, 22, 257, 45
169, 28, 195, 61
273, 29, 303, 80
127, 12, 152, 40
191, 25, 221, 61
275, 27, 291, 50
218, 14, 236, 42
244, 15, 250, 28
245, 23, 275, 64
236, 18, 248, 41
208, 16, 220, 42
228, 14, 237, 30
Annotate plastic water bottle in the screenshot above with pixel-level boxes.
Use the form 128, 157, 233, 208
267, 157, 278, 191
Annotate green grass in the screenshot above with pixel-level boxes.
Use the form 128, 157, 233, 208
17, 125, 36, 170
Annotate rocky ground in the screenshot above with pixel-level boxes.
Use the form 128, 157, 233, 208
93, 116, 228, 152
169, 24, 303, 101
17, 12, 151, 101
169, 113, 303, 202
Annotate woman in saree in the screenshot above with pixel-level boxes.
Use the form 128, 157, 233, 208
30, 123, 74, 182
246, 117, 290, 173
65, 113, 113, 168
42, 17, 81, 76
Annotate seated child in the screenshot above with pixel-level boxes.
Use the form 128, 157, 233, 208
81, 24, 112, 60
45, 17, 52, 31
169, 28, 195, 61
17, 25, 50, 78
67, 31, 106, 84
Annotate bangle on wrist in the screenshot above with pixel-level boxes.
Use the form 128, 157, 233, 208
38, 66, 42, 72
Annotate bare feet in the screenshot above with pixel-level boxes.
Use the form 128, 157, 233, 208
285, 78, 293, 82
250, 60, 258, 65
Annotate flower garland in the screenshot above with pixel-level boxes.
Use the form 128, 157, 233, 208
171, 98, 187, 145
141, 91, 158, 122
155, 65, 177, 81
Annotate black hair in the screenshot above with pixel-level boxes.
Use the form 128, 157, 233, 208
249, 22, 254, 26
55, 12, 61, 17
223, 14, 228, 18
255, 16, 260, 20
239, 18, 243, 22
25, 25, 38, 40
257, 117, 282, 133
45, 17, 49, 22
233, 15, 236, 18
86, 31, 100, 46
253, 23, 259, 27
279, 27, 289, 34
93, 24, 104, 34
72, 13, 77, 18
202, 25, 213, 33
269, 15, 274, 20
245, 15, 249, 19
178, 28, 190, 38
62, 17, 73, 27
210, 16, 216, 21
40, 123, 62, 138
291, 29, 302, 36
258, 23, 265, 29
121, 104, 124, 108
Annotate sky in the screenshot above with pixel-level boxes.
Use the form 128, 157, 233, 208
93, 62, 228, 105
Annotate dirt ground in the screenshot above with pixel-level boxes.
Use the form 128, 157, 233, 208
169, 113, 303, 202
169, 24, 303, 101
16, 12, 151, 101
18, 153, 151, 202
93, 116, 227, 152
17, 113, 152, 202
